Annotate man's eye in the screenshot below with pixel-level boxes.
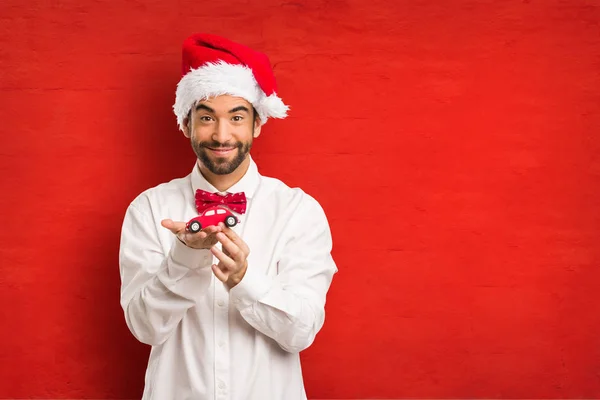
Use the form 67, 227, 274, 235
232, 116, 243, 122
200, 116, 213, 122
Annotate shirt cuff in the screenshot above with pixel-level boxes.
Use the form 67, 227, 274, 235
158, 239, 213, 294
171, 238, 213, 270
230, 261, 273, 309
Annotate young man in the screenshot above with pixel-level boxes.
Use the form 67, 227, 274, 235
118, 33, 338, 400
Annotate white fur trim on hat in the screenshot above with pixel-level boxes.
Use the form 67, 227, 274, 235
173, 61, 289, 131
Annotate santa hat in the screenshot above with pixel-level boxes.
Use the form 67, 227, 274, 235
173, 33, 289, 131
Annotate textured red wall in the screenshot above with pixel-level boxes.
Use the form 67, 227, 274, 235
1, 0, 599, 398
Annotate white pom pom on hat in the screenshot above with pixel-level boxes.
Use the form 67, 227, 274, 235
173, 33, 289, 131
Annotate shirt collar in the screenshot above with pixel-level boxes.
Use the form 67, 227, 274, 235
191, 155, 260, 198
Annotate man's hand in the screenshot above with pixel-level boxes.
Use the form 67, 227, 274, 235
211, 223, 250, 288
161, 219, 223, 249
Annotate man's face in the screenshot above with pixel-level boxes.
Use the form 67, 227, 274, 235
185, 95, 261, 175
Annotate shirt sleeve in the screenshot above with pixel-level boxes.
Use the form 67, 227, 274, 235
229, 195, 338, 353
119, 201, 213, 346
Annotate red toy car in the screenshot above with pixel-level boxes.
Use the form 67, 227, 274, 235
186, 206, 239, 233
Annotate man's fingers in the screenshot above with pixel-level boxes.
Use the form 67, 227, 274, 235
160, 219, 175, 231
162, 219, 227, 249
186, 225, 221, 242
215, 232, 245, 261
211, 264, 229, 283
203, 225, 222, 234
220, 228, 250, 255
181, 230, 206, 243
211, 244, 235, 268
161, 219, 186, 234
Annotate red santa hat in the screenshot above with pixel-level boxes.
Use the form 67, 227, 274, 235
173, 33, 289, 131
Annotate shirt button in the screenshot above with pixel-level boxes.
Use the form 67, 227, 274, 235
218, 382, 226, 389
217, 300, 225, 307
219, 341, 225, 347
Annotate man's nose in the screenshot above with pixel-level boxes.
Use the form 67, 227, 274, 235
212, 120, 232, 143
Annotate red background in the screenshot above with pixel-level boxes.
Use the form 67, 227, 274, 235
1, 0, 599, 398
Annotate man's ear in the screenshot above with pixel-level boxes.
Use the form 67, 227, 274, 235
182, 116, 191, 138
253, 117, 262, 138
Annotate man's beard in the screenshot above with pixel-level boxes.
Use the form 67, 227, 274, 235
191, 137, 253, 175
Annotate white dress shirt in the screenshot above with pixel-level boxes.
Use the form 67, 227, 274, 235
119, 156, 338, 400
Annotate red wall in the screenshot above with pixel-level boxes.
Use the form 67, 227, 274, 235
1, 0, 599, 398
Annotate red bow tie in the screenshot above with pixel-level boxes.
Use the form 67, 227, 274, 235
195, 189, 247, 214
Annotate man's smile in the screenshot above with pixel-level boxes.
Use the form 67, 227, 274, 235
206, 147, 236, 156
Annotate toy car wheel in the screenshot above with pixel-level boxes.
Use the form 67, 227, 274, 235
225, 216, 237, 227
189, 221, 202, 233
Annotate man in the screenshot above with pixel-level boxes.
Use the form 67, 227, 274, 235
118, 33, 338, 400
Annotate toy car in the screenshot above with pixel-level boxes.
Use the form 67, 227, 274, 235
186, 206, 239, 233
